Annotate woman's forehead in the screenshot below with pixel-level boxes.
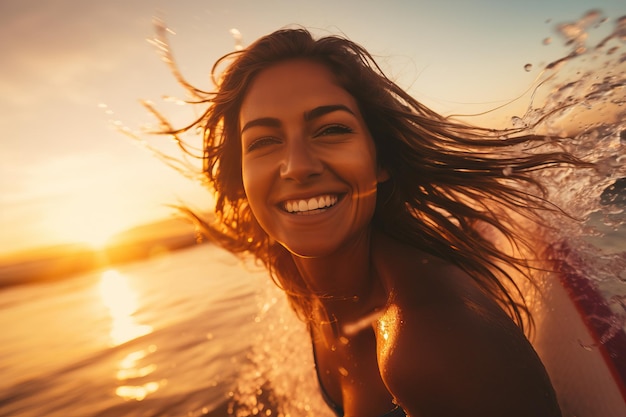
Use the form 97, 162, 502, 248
239, 59, 360, 123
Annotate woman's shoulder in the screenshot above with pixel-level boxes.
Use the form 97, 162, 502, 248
373, 231, 516, 349
372, 230, 533, 365
372, 233, 561, 416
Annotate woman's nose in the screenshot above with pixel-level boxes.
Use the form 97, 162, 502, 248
280, 139, 323, 182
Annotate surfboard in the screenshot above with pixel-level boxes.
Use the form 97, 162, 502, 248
530, 242, 626, 417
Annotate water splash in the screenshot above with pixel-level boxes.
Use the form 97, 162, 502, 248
555, 10, 602, 51
230, 28, 244, 51
228, 280, 333, 417
516, 11, 626, 219
510, 11, 626, 355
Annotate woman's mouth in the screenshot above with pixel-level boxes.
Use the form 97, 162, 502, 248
283, 194, 340, 215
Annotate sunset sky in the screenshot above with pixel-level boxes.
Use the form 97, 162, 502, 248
1, 0, 623, 255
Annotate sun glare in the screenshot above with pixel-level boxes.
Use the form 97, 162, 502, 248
45, 192, 141, 250
78, 227, 120, 250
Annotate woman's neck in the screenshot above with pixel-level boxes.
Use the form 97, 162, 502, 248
291, 229, 386, 322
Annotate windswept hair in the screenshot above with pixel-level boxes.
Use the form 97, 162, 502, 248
157, 28, 588, 333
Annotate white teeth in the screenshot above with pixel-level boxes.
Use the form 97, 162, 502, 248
284, 195, 338, 214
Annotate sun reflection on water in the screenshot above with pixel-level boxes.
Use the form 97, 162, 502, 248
98, 269, 153, 346
115, 345, 163, 401
98, 270, 163, 400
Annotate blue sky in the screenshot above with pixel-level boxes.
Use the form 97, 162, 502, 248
0, 0, 623, 253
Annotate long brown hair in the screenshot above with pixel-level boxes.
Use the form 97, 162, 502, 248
156, 28, 588, 332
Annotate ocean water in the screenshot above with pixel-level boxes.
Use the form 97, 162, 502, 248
0, 230, 623, 417
0, 244, 333, 417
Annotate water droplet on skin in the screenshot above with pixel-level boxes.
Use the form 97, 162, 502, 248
338, 366, 349, 377
524, 63, 533, 72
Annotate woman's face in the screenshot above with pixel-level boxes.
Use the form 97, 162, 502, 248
239, 59, 387, 258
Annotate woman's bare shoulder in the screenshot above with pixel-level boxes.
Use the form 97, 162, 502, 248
372, 234, 561, 417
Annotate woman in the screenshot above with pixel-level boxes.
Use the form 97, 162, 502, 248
157, 28, 581, 416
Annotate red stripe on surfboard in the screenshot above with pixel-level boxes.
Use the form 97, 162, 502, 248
551, 242, 626, 403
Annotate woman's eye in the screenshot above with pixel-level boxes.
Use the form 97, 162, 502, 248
315, 124, 354, 137
246, 137, 280, 152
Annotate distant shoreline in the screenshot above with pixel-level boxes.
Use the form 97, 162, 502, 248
0, 217, 206, 289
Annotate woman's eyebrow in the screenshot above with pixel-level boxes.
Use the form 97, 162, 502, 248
304, 104, 355, 121
240, 104, 355, 134
240, 117, 281, 134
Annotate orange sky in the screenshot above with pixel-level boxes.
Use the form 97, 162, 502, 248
1, 0, 623, 255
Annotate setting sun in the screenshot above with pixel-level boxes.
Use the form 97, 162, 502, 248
44, 191, 138, 249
